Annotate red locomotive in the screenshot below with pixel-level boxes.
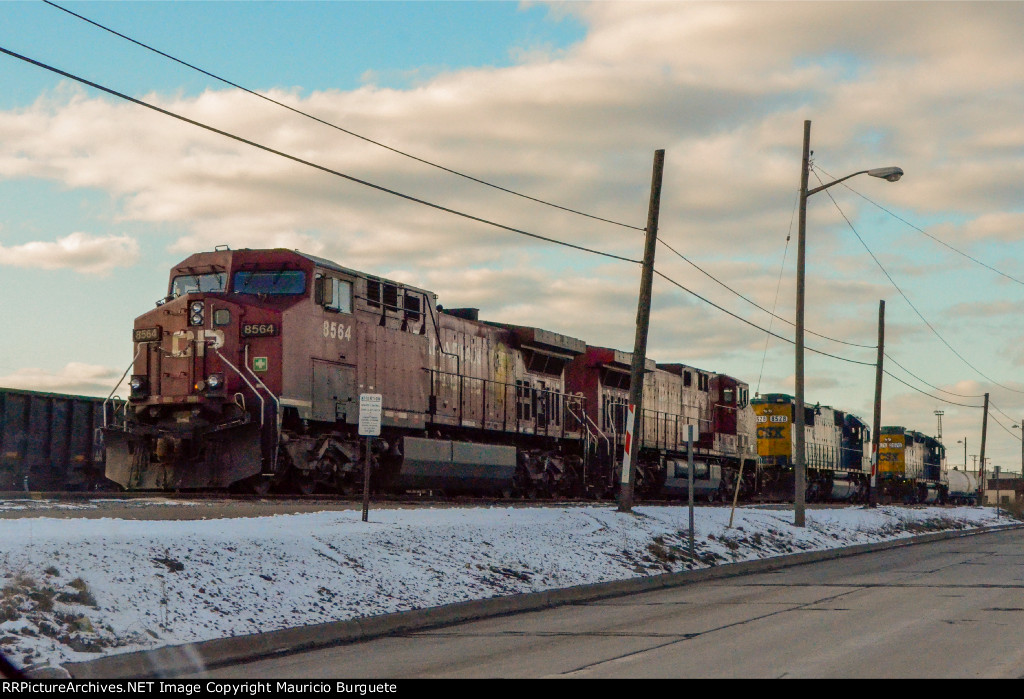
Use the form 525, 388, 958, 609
104, 247, 758, 497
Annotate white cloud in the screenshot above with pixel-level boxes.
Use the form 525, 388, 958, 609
3, 2, 1024, 464
0, 232, 139, 275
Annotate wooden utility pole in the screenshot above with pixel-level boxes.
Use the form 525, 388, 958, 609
978, 392, 989, 504
618, 149, 665, 513
868, 300, 884, 507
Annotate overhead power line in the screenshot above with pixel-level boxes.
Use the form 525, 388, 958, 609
987, 410, 1023, 443
818, 165, 1024, 288
43, 0, 644, 233
10, 41, 993, 400
756, 192, 797, 395
880, 369, 984, 409
652, 269, 876, 367
656, 235, 876, 349
0, 44, 906, 378
0, 45, 640, 265
883, 351, 987, 399
988, 399, 1021, 427
812, 167, 1024, 395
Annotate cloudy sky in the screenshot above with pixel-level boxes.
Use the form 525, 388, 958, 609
2, 1, 1023, 470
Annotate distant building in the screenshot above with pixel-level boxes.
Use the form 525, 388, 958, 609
983, 475, 1023, 506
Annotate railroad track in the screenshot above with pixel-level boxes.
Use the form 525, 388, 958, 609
0, 490, 910, 510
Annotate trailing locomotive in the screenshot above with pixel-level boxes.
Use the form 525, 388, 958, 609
877, 426, 948, 503
102, 247, 759, 498
751, 393, 871, 502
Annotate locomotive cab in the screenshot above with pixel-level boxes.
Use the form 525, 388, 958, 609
104, 250, 312, 490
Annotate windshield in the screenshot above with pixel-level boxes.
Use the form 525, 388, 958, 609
232, 270, 307, 296
171, 272, 227, 296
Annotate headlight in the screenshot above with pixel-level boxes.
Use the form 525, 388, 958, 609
189, 301, 204, 327
129, 375, 148, 397
207, 373, 224, 390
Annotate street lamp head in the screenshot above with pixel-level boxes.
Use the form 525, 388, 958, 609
867, 166, 904, 182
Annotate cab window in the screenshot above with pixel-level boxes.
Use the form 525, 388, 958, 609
171, 272, 226, 296
315, 274, 353, 313
327, 279, 352, 313
232, 270, 306, 295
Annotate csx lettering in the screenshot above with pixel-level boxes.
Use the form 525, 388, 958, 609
757, 426, 785, 439
323, 320, 352, 341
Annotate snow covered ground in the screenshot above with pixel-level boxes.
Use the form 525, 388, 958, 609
0, 500, 1012, 676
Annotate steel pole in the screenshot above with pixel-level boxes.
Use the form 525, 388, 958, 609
362, 436, 372, 522
793, 120, 811, 527
979, 393, 989, 505
687, 425, 695, 557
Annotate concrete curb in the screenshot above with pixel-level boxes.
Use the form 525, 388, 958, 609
65, 522, 1023, 679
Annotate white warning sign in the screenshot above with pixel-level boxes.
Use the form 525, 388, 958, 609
358, 393, 383, 436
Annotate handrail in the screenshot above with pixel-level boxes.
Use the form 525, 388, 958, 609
104, 346, 142, 428
212, 348, 265, 428
242, 344, 281, 473
428, 368, 585, 434
566, 397, 610, 456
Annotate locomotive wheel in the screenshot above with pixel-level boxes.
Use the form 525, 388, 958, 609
289, 469, 318, 495
527, 473, 551, 500
334, 470, 360, 496
233, 474, 272, 496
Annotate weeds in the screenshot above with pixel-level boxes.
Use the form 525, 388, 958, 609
999, 500, 1024, 521
0, 571, 113, 658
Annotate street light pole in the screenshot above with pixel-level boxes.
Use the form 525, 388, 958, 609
793, 119, 903, 527
795, 121, 811, 527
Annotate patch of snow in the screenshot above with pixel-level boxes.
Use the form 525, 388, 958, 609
0, 502, 1009, 674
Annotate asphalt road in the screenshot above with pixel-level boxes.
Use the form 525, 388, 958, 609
202, 527, 1024, 679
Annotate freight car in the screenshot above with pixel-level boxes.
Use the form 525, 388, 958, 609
945, 468, 979, 505
0, 387, 116, 491
877, 426, 948, 503
102, 247, 761, 498
751, 393, 871, 502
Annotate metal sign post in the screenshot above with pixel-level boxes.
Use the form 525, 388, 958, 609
995, 465, 1001, 518
358, 393, 382, 523
687, 424, 695, 559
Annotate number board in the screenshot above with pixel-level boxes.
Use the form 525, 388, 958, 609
359, 393, 383, 436
133, 326, 161, 343
242, 322, 279, 338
